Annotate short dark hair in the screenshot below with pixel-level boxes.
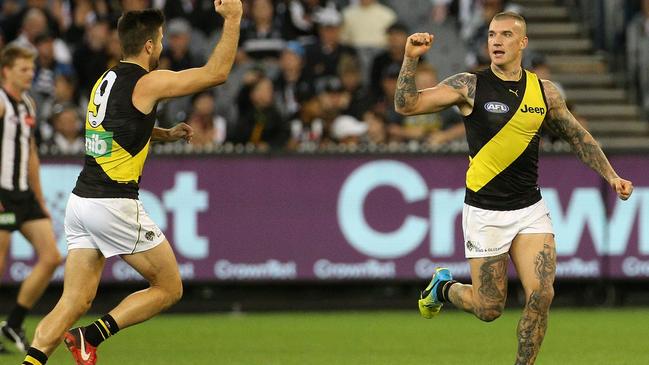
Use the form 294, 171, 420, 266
117, 9, 165, 58
0, 44, 36, 71
492, 11, 527, 35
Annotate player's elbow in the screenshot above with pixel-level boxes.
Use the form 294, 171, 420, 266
204, 63, 231, 87
394, 103, 416, 116
209, 72, 228, 86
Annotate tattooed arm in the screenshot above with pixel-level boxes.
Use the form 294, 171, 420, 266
394, 32, 475, 116
542, 80, 633, 200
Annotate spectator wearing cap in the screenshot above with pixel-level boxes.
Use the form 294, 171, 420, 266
331, 114, 368, 145
340, 0, 396, 49
303, 5, 357, 88
233, 73, 288, 149
160, 18, 202, 71
275, 41, 312, 119
32, 32, 74, 124
44, 103, 84, 154
316, 76, 360, 145
369, 22, 408, 100
238, 0, 287, 64
286, 85, 325, 151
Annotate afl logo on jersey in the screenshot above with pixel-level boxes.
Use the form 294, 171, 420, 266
484, 102, 509, 114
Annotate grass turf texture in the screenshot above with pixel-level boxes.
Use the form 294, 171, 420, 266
4, 309, 647, 364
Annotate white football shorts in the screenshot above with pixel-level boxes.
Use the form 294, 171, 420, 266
65, 193, 166, 257
462, 198, 554, 258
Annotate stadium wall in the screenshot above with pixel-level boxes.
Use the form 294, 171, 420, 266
5, 153, 649, 285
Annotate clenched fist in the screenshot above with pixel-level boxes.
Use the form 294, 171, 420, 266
610, 177, 633, 201
405, 33, 434, 58
215, 0, 243, 20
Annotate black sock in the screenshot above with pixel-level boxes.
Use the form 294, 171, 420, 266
84, 314, 120, 347
436, 280, 458, 303
22, 347, 48, 365
7, 303, 29, 329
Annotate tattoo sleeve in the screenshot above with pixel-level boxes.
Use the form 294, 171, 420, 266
542, 80, 618, 182
440, 72, 476, 100
395, 57, 419, 111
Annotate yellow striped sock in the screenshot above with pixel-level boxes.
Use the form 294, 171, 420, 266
23, 355, 43, 365
98, 318, 111, 336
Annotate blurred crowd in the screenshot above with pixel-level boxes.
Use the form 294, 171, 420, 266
626, 0, 649, 118
0, 0, 645, 154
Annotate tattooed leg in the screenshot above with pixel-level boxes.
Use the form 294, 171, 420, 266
448, 253, 509, 322
510, 234, 556, 365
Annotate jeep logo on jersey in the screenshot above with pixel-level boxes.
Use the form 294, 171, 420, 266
85, 130, 113, 157
520, 104, 546, 115
484, 101, 509, 114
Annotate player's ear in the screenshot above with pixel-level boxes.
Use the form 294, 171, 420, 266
145, 39, 153, 55
520, 36, 528, 50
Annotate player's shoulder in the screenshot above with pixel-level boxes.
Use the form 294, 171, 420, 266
134, 68, 173, 93
539, 79, 564, 105
23, 93, 36, 108
540, 79, 558, 92
440, 72, 476, 89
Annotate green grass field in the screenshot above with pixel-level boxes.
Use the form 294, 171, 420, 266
3, 308, 648, 364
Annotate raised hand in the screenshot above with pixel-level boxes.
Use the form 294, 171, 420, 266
405, 33, 434, 58
214, 0, 243, 20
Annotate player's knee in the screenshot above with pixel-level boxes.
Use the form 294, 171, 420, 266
475, 306, 504, 322
61, 293, 94, 316
529, 287, 554, 310
39, 251, 63, 269
170, 281, 183, 305
162, 280, 183, 308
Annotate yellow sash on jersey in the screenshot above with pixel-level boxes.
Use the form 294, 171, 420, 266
85, 71, 150, 183
466, 71, 546, 192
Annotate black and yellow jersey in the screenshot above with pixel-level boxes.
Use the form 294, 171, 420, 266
73, 62, 156, 199
464, 68, 547, 211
